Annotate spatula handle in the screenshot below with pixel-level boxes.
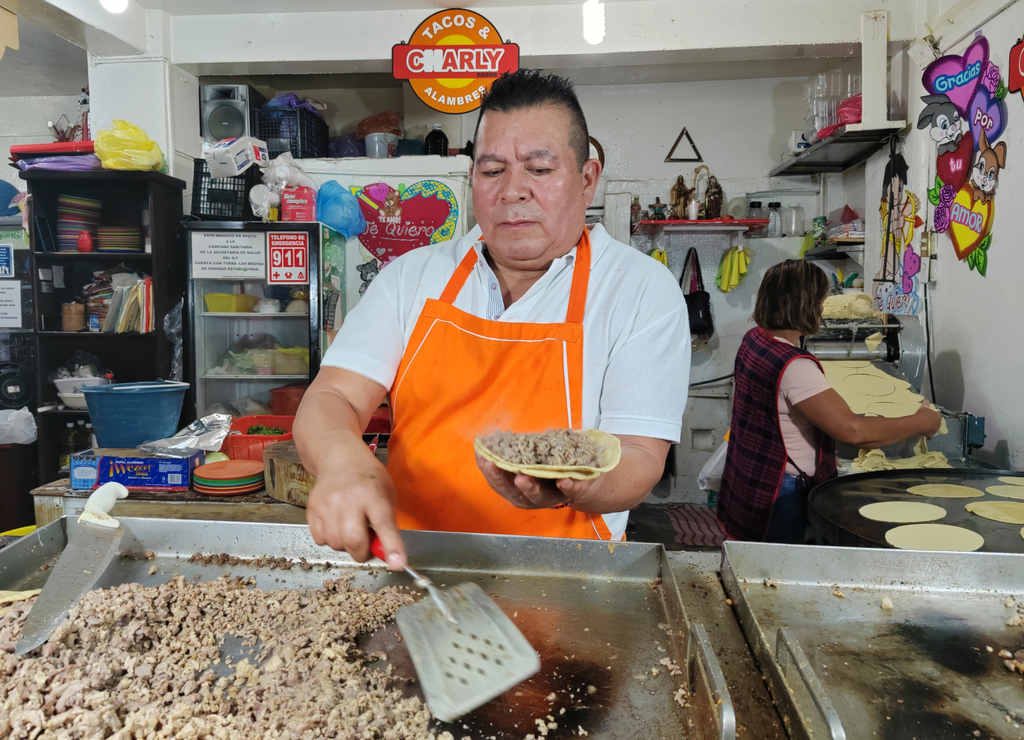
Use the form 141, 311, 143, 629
368, 532, 387, 562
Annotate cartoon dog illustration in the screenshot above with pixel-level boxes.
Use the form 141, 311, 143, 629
969, 128, 1007, 203
917, 94, 969, 154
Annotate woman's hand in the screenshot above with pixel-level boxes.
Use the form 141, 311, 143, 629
914, 404, 943, 437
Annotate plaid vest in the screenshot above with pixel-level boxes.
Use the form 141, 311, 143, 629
716, 327, 837, 540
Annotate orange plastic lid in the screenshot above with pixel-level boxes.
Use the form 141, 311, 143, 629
193, 459, 264, 482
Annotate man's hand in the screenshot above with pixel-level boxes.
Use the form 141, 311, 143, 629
476, 434, 669, 516
294, 366, 406, 570
475, 455, 568, 509
306, 456, 407, 569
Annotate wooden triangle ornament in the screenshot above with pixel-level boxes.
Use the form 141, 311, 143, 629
665, 126, 703, 163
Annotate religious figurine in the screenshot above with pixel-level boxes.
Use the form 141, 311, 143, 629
669, 175, 694, 220
648, 197, 669, 220
691, 164, 713, 219
703, 175, 724, 219
630, 195, 642, 230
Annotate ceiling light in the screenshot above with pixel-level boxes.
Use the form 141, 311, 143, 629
100, 0, 130, 14
582, 0, 605, 46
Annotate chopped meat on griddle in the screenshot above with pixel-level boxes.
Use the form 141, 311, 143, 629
0, 576, 442, 738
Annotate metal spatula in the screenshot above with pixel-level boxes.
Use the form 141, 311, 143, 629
369, 535, 539, 722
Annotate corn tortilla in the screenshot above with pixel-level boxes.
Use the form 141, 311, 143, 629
906, 483, 983, 499
474, 429, 621, 480
884, 523, 984, 552
964, 501, 1024, 525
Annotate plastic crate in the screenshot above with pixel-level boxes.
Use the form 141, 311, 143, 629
222, 414, 295, 461
190, 158, 261, 220
257, 108, 328, 159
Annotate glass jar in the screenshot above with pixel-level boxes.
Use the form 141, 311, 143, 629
783, 205, 805, 237
766, 202, 783, 238
747, 201, 765, 237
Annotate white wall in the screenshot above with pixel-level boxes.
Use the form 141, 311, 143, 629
0, 95, 82, 190
868, 2, 1024, 467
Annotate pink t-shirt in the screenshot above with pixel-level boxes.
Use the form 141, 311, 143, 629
772, 336, 831, 476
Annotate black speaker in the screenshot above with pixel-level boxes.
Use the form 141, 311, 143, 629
200, 84, 266, 143
0, 362, 30, 409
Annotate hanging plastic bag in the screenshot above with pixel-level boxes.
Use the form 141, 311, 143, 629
0, 408, 37, 445
698, 437, 728, 492
95, 120, 165, 172
316, 180, 366, 239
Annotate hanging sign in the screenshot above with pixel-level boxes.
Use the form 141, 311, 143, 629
921, 32, 1009, 277
190, 231, 266, 280
392, 9, 519, 115
266, 232, 309, 285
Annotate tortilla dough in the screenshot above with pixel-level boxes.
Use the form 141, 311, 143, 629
964, 501, 1024, 525
884, 523, 984, 552
851, 448, 951, 472
842, 373, 897, 397
859, 501, 947, 523
985, 485, 1024, 501
864, 332, 884, 352
907, 483, 983, 499
822, 362, 930, 425
997, 476, 1024, 486
822, 293, 881, 320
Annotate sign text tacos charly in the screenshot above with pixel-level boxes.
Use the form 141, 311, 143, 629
392, 8, 519, 115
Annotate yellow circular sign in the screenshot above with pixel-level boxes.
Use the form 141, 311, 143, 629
392, 9, 520, 115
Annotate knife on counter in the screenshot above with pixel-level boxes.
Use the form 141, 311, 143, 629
15, 482, 129, 655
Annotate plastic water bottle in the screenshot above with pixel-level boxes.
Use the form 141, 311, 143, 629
425, 124, 449, 157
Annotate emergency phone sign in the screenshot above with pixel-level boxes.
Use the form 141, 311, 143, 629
266, 232, 308, 285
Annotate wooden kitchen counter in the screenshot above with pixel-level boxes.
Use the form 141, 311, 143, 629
30, 479, 308, 526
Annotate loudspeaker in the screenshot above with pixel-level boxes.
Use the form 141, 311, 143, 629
200, 84, 266, 143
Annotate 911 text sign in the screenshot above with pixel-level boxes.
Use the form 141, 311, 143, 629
267, 232, 309, 285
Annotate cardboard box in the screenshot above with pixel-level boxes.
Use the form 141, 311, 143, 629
70, 449, 205, 492
204, 137, 269, 178
280, 186, 316, 221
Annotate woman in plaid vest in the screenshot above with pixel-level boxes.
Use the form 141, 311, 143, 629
717, 261, 941, 543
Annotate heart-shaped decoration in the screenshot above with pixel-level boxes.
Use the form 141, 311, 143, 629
356, 180, 460, 265
968, 86, 1007, 147
937, 134, 973, 189
923, 35, 989, 113
947, 185, 994, 260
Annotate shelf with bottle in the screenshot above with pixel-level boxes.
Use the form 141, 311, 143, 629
636, 218, 768, 234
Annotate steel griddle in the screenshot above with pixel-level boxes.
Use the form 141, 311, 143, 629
809, 468, 1024, 554
722, 541, 1024, 740
0, 518, 735, 740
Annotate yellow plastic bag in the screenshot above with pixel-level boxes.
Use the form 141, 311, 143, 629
95, 120, 165, 171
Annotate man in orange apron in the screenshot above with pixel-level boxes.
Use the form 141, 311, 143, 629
296, 70, 690, 569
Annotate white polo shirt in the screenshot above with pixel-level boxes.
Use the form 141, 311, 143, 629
322, 223, 691, 538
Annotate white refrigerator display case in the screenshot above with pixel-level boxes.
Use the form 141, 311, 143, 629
185, 222, 320, 417
296, 155, 472, 355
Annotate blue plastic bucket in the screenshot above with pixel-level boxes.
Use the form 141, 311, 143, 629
82, 381, 189, 448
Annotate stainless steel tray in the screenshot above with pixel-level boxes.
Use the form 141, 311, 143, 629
721, 541, 1024, 739
1, 518, 735, 740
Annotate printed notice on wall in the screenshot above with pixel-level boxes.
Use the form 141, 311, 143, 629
0, 280, 22, 328
191, 231, 266, 279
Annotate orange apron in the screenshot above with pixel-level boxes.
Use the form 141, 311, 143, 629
387, 229, 611, 540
